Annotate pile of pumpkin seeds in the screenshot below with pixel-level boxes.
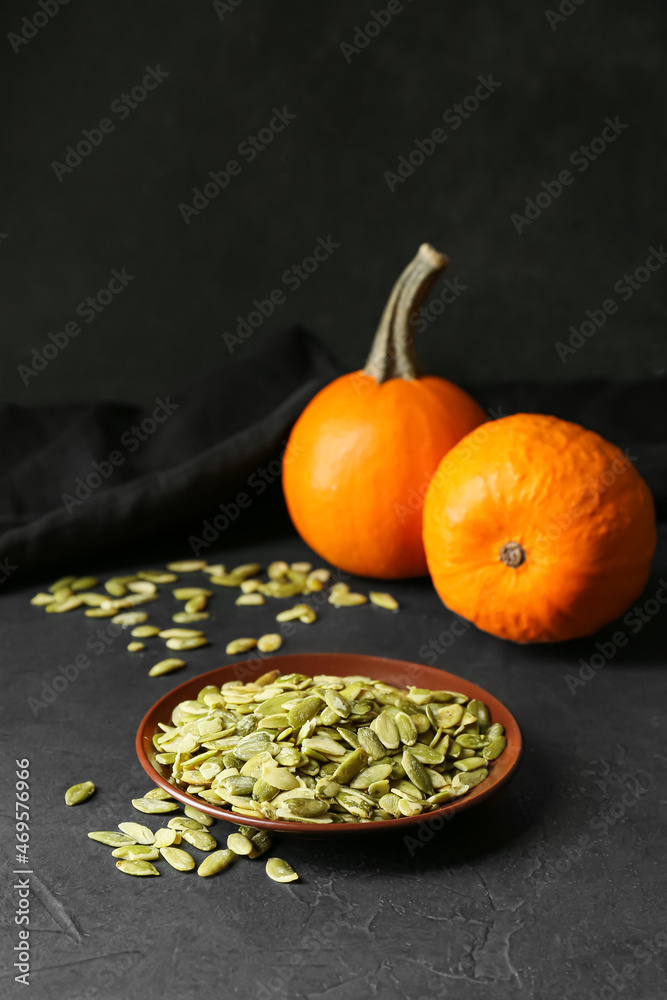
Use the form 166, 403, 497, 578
30, 561, 399, 678
66, 780, 298, 882
154, 670, 507, 824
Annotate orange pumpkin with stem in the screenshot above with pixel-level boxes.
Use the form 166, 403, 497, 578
283, 244, 486, 578
423, 413, 657, 643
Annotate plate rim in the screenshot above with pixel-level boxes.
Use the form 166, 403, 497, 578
136, 652, 523, 835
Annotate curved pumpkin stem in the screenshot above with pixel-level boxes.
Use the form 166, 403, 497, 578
363, 243, 449, 383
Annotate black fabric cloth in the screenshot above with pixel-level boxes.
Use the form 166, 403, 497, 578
0, 327, 664, 583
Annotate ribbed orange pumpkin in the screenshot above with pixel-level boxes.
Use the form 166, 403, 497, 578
283, 244, 486, 578
423, 413, 657, 643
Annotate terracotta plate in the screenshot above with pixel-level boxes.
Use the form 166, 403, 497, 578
136, 653, 522, 836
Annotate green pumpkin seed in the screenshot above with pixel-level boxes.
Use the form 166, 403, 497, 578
248, 829, 272, 858
46, 596, 83, 613
329, 591, 367, 607
395, 711, 417, 746
457, 734, 488, 749
167, 560, 207, 572
259, 580, 304, 599
437, 704, 464, 729
168, 816, 204, 831
70, 576, 99, 591
127, 642, 145, 652
88, 831, 136, 847
112, 844, 160, 861
131, 797, 179, 814
378, 792, 402, 816
154, 828, 181, 847
160, 846, 195, 871
184, 804, 214, 825
266, 858, 298, 883
257, 633, 283, 653
226, 637, 257, 655
482, 736, 507, 760
332, 747, 368, 784
145, 787, 175, 800
349, 763, 393, 789
118, 822, 154, 844
185, 596, 208, 613
227, 832, 254, 854
198, 848, 236, 877
165, 636, 208, 651
31, 592, 54, 605
453, 756, 487, 771
485, 723, 505, 741
137, 569, 178, 583
402, 751, 433, 795
115, 860, 160, 876
372, 713, 400, 750
173, 611, 210, 623
356, 727, 386, 760
183, 829, 217, 852
369, 591, 399, 611
324, 688, 351, 718
65, 781, 95, 806
451, 767, 489, 790
149, 658, 186, 677
409, 743, 445, 765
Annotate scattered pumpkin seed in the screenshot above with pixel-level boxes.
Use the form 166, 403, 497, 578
49, 575, 76, 592
137, 569, 178, 583
329, 591, 367, 607
226, 637, 257, 655
182, 829, 217, 852
257, 633, 283, 653
65, 781, 95, 806
168, 817, 204, 831
227, 832, 254, 855
154, 828, 182, 847
369, 591, 399, 611
46, 596, 83, 613
127, 641, 145, 652
111, 845, 159, 861
31, 592, 53, 605
167, 560, 207, 572
149, 658, 186, 677
127, 580, 157, 596
165, 636, 208, 650
266, 858, 299, 883
131, 625, 161, 638
173, 587, 212, 600
185, 595, 208, 613
118, 822, 154, 844
145, 787, 174, 800
268, 561, 290, 579
88, 831, 136, 847
198, 848, 235, 877
160, 846, 196, 871
70, 576, 99, 591
84, 607, 117, 618
131, 797, 179, 814
115, 860, 160, 876
173, 611, 210, 623
290, 561, 312, 574
236, 593, 265, 606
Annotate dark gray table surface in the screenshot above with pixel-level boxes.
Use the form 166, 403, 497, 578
2, 527, 666, 1000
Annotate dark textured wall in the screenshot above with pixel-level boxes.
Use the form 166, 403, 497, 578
2, 0, 665, 406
